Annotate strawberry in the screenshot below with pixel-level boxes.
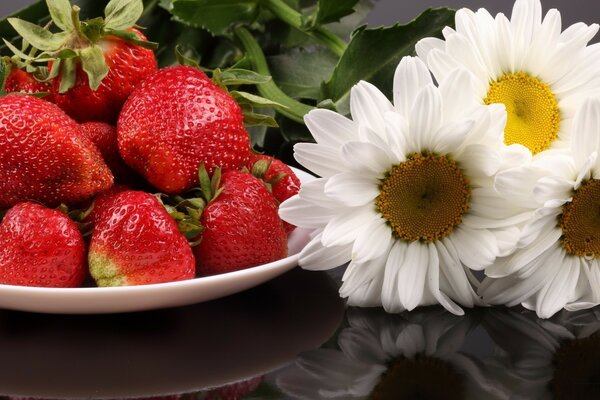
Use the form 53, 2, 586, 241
0, 202, 86, 287
7, 0, 157, 124
4, 68, 51, 96
193, 168, 287, 276
117, 65, 251, 194
51, 28, 157, 123
88, 190, 196, 286
248, 153, 301, 234
79, 122, 136, 183
0, 94, 113, 208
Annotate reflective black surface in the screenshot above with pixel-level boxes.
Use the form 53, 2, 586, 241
0, 266, 599, 399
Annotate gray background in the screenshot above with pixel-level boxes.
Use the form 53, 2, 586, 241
1, 0, 600, 26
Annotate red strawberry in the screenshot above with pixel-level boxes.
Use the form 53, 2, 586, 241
248, 154, 301, 234
51, 28, 157, 123
7, 0, 157, 124
0, 94, 113, 208
79, 122, 136, 183
88, 190, 195, 286
194, 169, 287, 276
117, 65, 251, 194
0, 202, 86, 287
4, 68, 52, 97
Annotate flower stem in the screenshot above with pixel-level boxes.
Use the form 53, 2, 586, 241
261, 0, 347, 57
234, 26, 313, 124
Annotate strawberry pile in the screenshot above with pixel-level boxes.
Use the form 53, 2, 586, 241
0, 0, 300, 288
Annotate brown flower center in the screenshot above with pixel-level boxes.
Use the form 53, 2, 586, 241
560, 179, 600, 258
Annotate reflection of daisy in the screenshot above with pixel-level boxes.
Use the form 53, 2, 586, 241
481, 98, 600, 318
483, 309, 600, 400
280, 56, 524, 315
416, 0, 600, 155
276, 308, 506, 400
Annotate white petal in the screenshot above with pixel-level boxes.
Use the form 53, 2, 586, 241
508, 227, 562, 277
342, 257, 387, 307
536, 252, 580, 318
393, 56, 433, 117
304, 108, 358, 147
438, 68, 480, 123
571, 98, 600, 169
426, 242, 465, 315
294, 143, 342, 178
350, 81, 393, 133
517, 208, 561, 248
431, 120, 474, 155
533, 175, 574, 204
397, 241, 429, 310
340, 141, 391, 176
324, 172, 379, 207
322, 208, 377, 247
437, 238, 478, 307
494, 166, 546, 208
294, 178, 337, 207
493, 226, 521, 257
450, 226, 499, 270
278, 196, 336, 228
353, 217, 393, 263
298, 231, 352, 270
409, 84, 444, 150
510, 0, 542, 65
381, 240, 406, 313
415, 37, 445, 64
456, 143, 501, 177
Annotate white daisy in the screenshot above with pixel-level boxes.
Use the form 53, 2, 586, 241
416, 0, 600, 156
279, 56, 526, 316
275, 308, 506, 400
481, 98, 600, 318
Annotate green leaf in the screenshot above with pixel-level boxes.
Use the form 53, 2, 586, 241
59, 56, 76, 92
79, 44, 108, 90
219, 68, 271, 86
46, 0, 74, 31
7, 17, 66, 51
311, 0, 358, 26
108, 29, 158, 49
243, 111, 279, 127
231, 90, 288, 109
0, 58, 11, 95
104, 0, 144, 30
170, 0, 259, 36
323, 7, 456, 114
268, 47, 338, 100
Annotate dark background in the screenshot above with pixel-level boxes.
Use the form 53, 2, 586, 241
2, 0, 600, 26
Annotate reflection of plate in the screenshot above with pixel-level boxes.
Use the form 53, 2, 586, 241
0, 167, 315, 314
0, 268, 345, 399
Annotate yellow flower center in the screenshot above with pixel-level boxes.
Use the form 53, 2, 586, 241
484, 71, 560, 154
560, 179, 600, 258
369, 356, 465, 400
375, 152, 471, 243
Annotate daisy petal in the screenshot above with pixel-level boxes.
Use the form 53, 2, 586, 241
340, 141, 392, 176
294, 143, 342, 178
437, 238, 478, 307
536, 252, 580, 318
350, 81, 393, 133
397, 241, 429, 311
393, 56, 433, 116
450, 226, 499, 270
299, 231, 352, 270
353, 218, 393, 263
533, 175, 574, 204
571, 98, 600, 169
381, 241, 406, 313
304, 108, 358, 147
279, 196, 336, 228
322, 208, 377, 247
324, 172, 379, 207
426, 243, 465, 315
409, 84, 444, 150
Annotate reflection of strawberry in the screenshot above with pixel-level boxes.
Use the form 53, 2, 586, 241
88, 190, 195, 286
248, 154, 301, 234
0, 94, 113, 208
118, 65, 251, 194
0, 202, 86, 287
205, 376, 263, 400
194, 169, 287, 276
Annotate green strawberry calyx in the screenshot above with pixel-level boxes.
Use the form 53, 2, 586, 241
4, 0, 157, 93
157, 164, 225, 247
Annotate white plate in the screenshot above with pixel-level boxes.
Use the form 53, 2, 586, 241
0, 166, 315, 314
